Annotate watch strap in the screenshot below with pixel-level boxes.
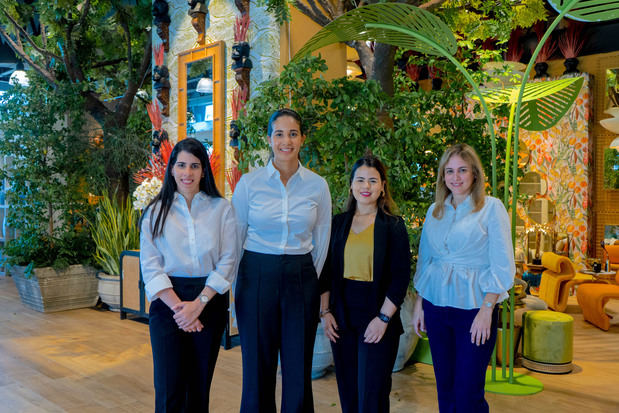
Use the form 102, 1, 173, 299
377, 312, 390, 323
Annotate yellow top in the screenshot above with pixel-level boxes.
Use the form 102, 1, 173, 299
343, 223, 374, 282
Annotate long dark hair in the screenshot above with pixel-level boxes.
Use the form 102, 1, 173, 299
142, 138, 221, 238
345, 154, 397, 215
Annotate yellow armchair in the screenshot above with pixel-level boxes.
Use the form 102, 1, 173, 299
538, 252, 576, 312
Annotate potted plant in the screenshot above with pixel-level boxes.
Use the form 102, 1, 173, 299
89, 193, 140, 310
0, 77, 103, 312
558, 21, 586, 75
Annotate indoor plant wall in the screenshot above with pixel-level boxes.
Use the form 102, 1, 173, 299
0, 77, 103, 312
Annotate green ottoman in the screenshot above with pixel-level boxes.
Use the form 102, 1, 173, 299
522, 310, 573, 374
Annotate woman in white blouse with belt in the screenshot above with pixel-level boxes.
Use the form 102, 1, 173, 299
232, 108, 331, 413
412, 143, 514, 413
140, 138, 238, 412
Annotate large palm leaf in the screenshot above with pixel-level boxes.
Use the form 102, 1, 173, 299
293, 3, 457, 61
475, 77, 584, 131
547, 0, 619, 22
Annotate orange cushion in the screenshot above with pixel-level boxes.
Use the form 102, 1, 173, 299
576, 284, 619, 331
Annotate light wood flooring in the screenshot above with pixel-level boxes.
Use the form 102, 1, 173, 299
1, 275, 618, 412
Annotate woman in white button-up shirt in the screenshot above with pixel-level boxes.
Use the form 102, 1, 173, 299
232, 109, 331, 413
140, 138, 238, 412
412, 143, 514, 413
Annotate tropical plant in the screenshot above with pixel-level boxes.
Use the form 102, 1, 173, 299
0, 76, 103, 269
0, 0, 153, 198
261, 0, 546, 95
238, 55, 504, 269
89, 192, 140, 276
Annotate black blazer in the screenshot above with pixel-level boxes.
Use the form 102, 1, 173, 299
319, 209, 411, 335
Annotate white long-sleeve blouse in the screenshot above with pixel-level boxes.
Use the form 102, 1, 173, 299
414, 195, 515, 309
231, 160, 332, 277
140, 192, 239, 301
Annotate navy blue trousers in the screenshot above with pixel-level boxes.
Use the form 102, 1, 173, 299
236, 250, 320, 413
423, 299, 498, 413
149, 276, 228, 413
331, 279, 400, 413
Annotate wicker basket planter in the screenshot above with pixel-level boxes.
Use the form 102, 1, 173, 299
10, 264, 99, 312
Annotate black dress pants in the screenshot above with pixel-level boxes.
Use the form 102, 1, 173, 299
330, 279, 400, 413
149, 276, 228, 413
235, 250, 320, 413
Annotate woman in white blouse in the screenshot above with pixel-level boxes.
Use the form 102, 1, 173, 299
232, 108, 331, 413
140, 138, 238, 412
412, 143, 514, 413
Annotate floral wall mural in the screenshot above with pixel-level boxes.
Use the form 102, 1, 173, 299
519, 74, 593, 265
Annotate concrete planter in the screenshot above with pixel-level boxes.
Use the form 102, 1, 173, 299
10, 264, 99, 312
96, 272, 121, 311
393, 289, 420, 372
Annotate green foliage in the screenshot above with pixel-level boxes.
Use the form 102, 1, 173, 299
238, 56, 506, 269
0, 0, 152, 99
439, 0, 547, 47
88, 192, 140, 276
256, 0, 291, 25
604, 148, 619, 190
0, 75, 104, 268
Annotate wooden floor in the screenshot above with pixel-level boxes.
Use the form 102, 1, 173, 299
1, 275, 619, 413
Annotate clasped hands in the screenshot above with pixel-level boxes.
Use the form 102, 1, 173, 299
321, 313, 388, 344
172, 299, 205, 333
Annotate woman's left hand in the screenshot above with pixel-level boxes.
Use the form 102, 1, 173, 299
172, 300, 204, 330
470, 307, 493, 346
364, 317, 388, 344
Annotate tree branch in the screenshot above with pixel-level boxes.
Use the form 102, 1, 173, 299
315, 0, 335, 19
0, 26, 57, 86
418, 0, 447, 10
294, 0, 331, 27
76, 0, 92, 29
2, 10, 62, 61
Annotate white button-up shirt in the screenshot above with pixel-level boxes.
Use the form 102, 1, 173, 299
232, 160, 332, 277
140, 192, 239, 301
414, 195, 515, 309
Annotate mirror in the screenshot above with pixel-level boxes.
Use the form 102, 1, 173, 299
606, 68, 619, 108
518, 142, 530, 168
178, 41, 225, 193
520, 171, 547, 197
526, 197, 556, 226
604, 148, 619, 189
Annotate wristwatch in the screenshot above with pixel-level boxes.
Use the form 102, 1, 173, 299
483, 301, 493, 308
199, 294, 209, 304
377, 312, 391, 323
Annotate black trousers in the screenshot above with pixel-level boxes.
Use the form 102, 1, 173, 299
236, 250, 320, 413
423, 299, 499, 413
331, 279, 400, 413
149, 276, 228, 413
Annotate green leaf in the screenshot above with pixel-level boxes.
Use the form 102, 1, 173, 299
547, 0, 619, 22
471, 77, 584, 131
293, 4, 457, 61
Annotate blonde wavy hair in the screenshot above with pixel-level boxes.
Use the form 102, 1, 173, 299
432, 143, 486, 219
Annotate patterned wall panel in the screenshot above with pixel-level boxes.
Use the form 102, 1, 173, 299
519, 74, 593, 264
154, 0, 280, 150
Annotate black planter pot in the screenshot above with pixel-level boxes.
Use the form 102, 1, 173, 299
534, 62, 549, 79
563, 57, 580, 75
432, 78, 443, 90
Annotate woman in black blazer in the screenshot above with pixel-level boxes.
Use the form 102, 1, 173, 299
319, 154, 411, 413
